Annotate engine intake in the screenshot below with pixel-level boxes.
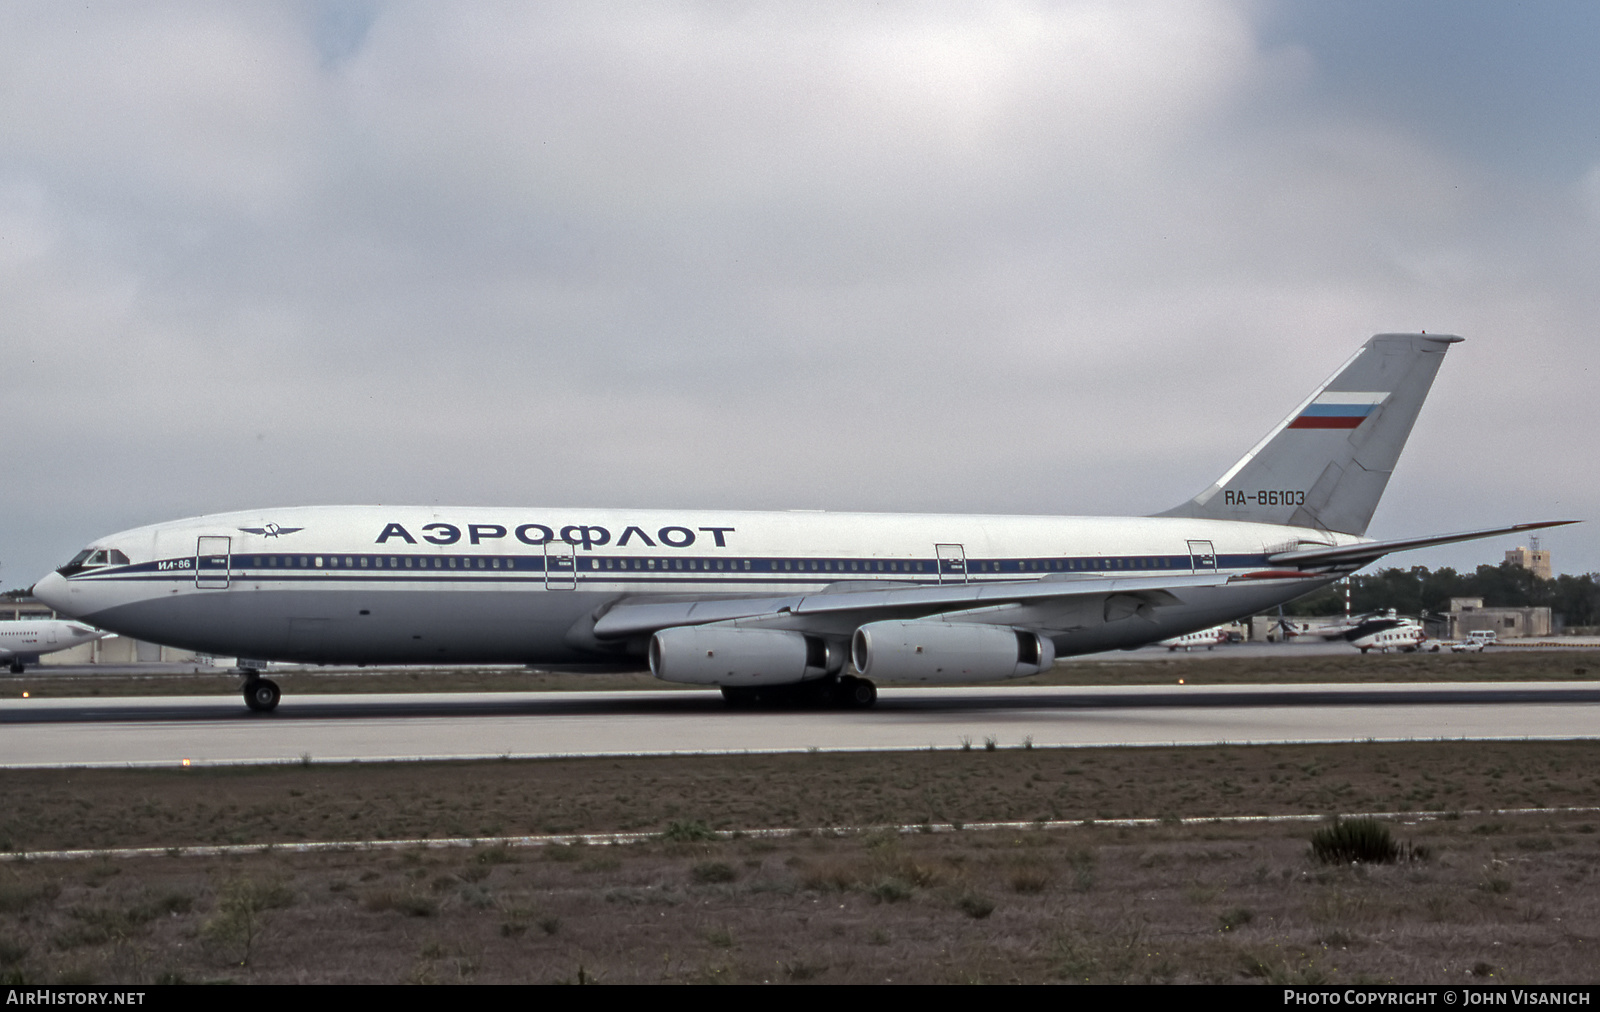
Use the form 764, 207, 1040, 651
649, 625, 839, 686
851, 621, 1056, 683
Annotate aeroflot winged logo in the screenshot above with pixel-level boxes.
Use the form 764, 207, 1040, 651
238, 523, 305, 538
375, 522, 736, 550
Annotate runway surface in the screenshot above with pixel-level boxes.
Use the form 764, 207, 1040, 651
2, 681, 1597, 767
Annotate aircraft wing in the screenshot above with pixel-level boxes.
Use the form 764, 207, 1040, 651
588, 571, 1240, 641
1267, 520, 1578, 571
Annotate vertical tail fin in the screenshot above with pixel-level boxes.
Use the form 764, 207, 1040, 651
1155, 333, 1462, 535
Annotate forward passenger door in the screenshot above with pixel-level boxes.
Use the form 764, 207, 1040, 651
196, 536, 231, 589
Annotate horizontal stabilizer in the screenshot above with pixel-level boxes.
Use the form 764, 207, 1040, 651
1267, 520, 1578, 570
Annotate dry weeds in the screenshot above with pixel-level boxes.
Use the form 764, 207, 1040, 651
5, 740, 1599, 854
1, 740, 1599, 983
1, 810, 1597, 984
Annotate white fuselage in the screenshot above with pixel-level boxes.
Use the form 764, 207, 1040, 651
1350, 622, 1425, 653
31, 505, 1358, 667
1158, 626, 1230, 651
0, 619, 107, 664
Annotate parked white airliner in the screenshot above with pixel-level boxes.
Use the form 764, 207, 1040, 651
30, 334, 1572, 712
0, 619, 107, 672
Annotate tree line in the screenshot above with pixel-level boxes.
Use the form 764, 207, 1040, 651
1284, 562, 1600, 627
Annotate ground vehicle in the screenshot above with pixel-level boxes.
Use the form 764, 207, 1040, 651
1451, 630, 1498, 652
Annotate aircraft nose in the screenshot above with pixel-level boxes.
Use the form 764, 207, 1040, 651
31, 572, 71, 613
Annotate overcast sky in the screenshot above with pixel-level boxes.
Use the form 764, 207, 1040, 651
3, 1, 1596, 589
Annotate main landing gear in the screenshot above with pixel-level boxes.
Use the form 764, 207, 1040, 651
243, 674, 281, 712
720, 675, 877, 709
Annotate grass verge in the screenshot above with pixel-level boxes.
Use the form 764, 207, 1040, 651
1, 739, 1599, 983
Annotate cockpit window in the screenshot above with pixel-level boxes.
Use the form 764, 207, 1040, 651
57, 547, 128, 577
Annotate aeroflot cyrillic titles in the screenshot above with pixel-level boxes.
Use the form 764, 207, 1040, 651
30, 334, 1575, 712
372, 522, 736, 549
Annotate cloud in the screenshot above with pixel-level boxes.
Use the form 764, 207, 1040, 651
1, 1, 1595, 586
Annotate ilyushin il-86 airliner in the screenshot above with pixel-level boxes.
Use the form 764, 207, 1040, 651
30, 334, 1572, 712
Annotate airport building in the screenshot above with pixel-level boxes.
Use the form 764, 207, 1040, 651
1444, 597, 1552, 639
1505, 542, 1553, 580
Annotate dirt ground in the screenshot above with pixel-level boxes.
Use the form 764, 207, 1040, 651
3, 740, 1599, 984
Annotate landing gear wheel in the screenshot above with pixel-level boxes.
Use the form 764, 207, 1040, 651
8, 661, 23, 674
244, 678, 281, 712
805, 679, 839, 708
838, 676, 877, 709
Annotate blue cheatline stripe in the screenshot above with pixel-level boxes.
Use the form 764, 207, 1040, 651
71, 551, 1277, 588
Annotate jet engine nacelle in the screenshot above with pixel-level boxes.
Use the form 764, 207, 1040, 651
851, 621, 1056, 683
649, 625, 839, 686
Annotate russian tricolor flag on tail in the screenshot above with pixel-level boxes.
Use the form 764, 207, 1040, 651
1288, 391, 1388, 429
